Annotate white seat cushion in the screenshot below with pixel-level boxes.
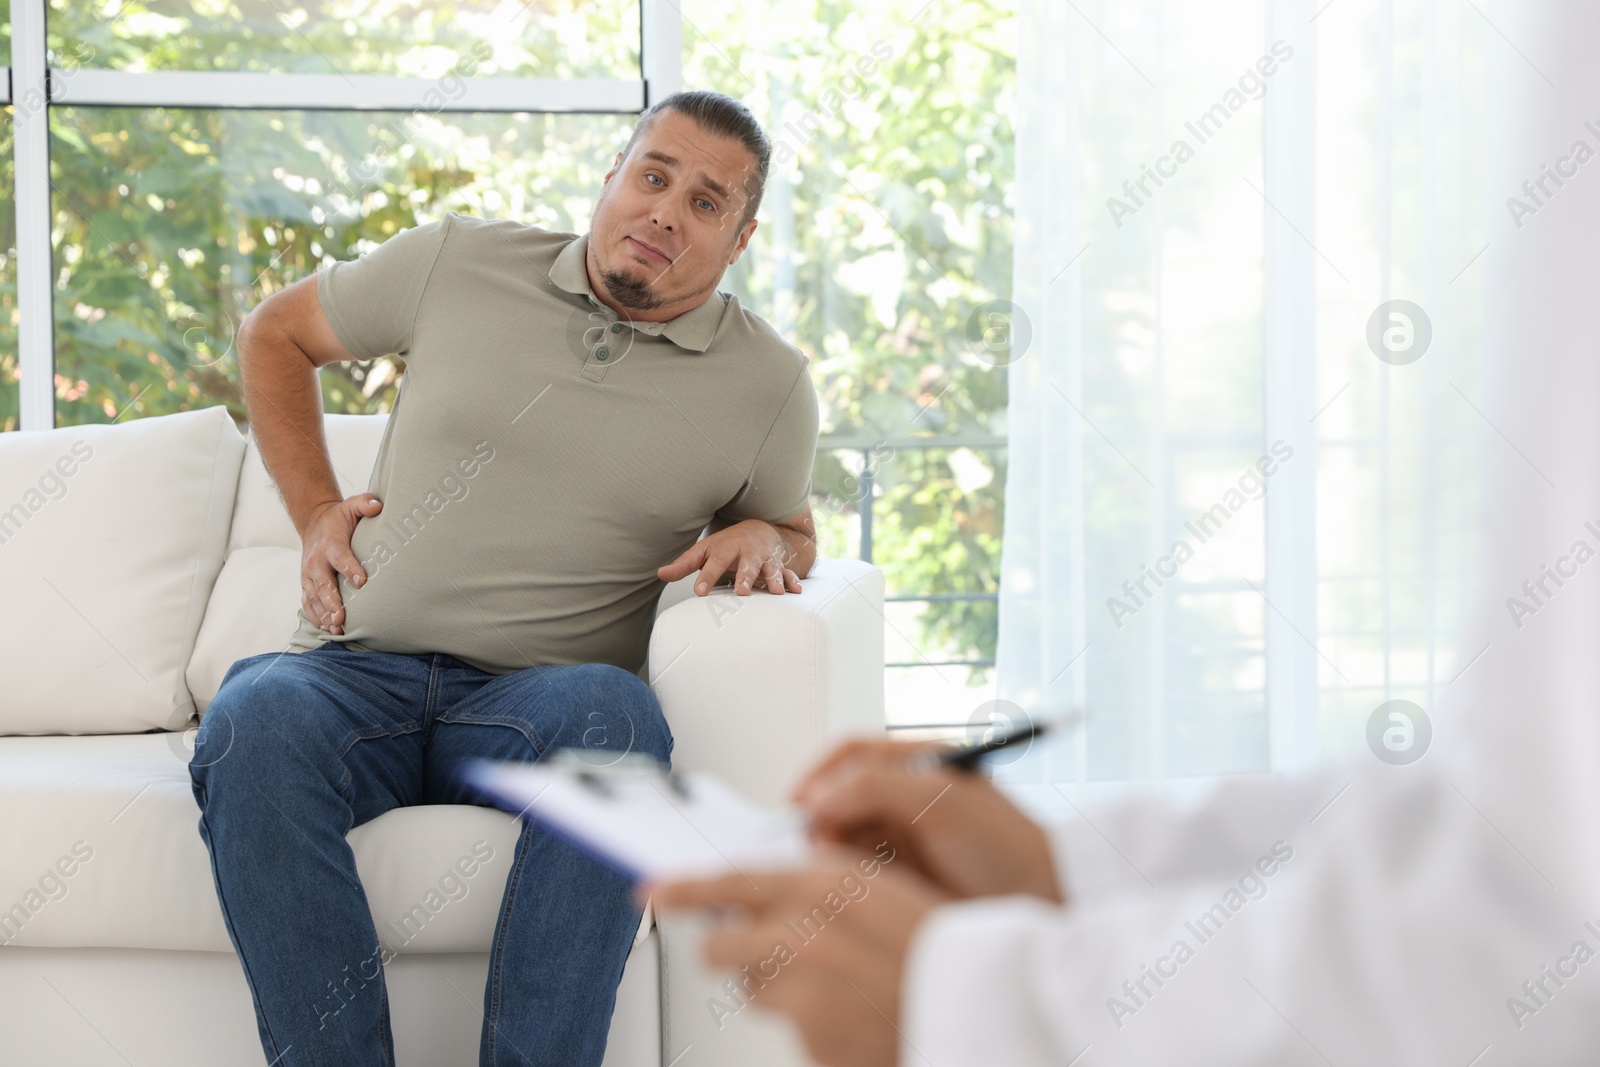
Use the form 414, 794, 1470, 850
0, 733, 522, 953
0, 406, 244, 734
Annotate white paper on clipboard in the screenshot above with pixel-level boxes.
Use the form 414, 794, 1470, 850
459, 755, 810, 883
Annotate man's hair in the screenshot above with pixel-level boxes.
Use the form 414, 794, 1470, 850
620, 90, 771, 225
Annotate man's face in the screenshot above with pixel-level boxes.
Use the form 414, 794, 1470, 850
588, 109, 760, 318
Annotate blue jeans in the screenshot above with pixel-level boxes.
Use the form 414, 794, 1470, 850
189, 642, 673, 1067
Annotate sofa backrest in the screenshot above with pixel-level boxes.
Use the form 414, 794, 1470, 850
0, 406, 244, 735
185, 414, 389, 712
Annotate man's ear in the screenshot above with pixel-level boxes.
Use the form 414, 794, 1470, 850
727, 219, 758, 266
602, 150, 624, 185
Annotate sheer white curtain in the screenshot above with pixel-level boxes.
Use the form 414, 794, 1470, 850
998, 0, 1496, 787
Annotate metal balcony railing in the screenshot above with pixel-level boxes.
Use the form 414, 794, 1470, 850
816, 434, 1003, 690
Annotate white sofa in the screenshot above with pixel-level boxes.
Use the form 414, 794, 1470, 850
0, 406, 885, 1067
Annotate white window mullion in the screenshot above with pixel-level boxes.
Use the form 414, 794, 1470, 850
14, 0, 52, 430
641, 0, 683, 102
58, 70, 646, 112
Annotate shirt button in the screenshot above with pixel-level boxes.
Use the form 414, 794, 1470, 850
610, 322, 624, 334
595, 347, 611, 361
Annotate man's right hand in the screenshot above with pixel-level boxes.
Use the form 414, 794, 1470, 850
793, 738, 1067, 905
300, 493, 383, 635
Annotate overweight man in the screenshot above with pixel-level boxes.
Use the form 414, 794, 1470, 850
190, 90, 818, 1067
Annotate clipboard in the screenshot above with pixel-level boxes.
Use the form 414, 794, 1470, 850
459, 753, 810, 883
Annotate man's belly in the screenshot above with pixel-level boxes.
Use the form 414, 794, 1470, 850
321, 511, 689, 675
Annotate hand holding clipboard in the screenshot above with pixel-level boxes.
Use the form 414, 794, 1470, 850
459, 720, 1053, 884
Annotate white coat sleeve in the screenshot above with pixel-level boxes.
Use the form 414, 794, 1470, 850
1045, 771, 1342, 908
902, 762, 1600, 1067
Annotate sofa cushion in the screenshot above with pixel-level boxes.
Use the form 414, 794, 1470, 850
0, 406, 244, 734
0, 732, 652, 953
0, 733, 520, 953
225, 413, 391, 555
186, 414, 389, 712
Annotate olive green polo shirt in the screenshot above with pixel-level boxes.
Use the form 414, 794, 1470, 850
285, 211, 818, 675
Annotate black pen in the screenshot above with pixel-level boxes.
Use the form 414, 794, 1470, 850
906, 720, 1052, 774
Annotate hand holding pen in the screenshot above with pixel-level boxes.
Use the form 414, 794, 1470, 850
790, 724, 1066, 905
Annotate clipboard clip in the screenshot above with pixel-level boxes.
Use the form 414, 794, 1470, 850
575, 771, 614, 797
560, 750, 689, 801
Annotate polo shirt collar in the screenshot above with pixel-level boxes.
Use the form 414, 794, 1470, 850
551, 233, 723, 354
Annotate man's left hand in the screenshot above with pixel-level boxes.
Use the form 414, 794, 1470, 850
649, 851, 946, 1067
658, 518, 803, 596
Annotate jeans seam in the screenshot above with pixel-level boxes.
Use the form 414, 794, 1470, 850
333, 721, 420, 762
484, 827, 534, 1064
423, 655, 444, 734
194, 788, 294, 1067
435, 711, 549, 759
378, 973, 397, 1067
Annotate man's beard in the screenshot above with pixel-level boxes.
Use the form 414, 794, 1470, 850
599, 266, 665, 311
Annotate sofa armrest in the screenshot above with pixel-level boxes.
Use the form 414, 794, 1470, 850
647, 557, 885, 806
649, 558, 886, 1067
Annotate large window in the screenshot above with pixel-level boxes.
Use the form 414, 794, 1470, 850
35, 1, 656, 430
12, 3, 660, 430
